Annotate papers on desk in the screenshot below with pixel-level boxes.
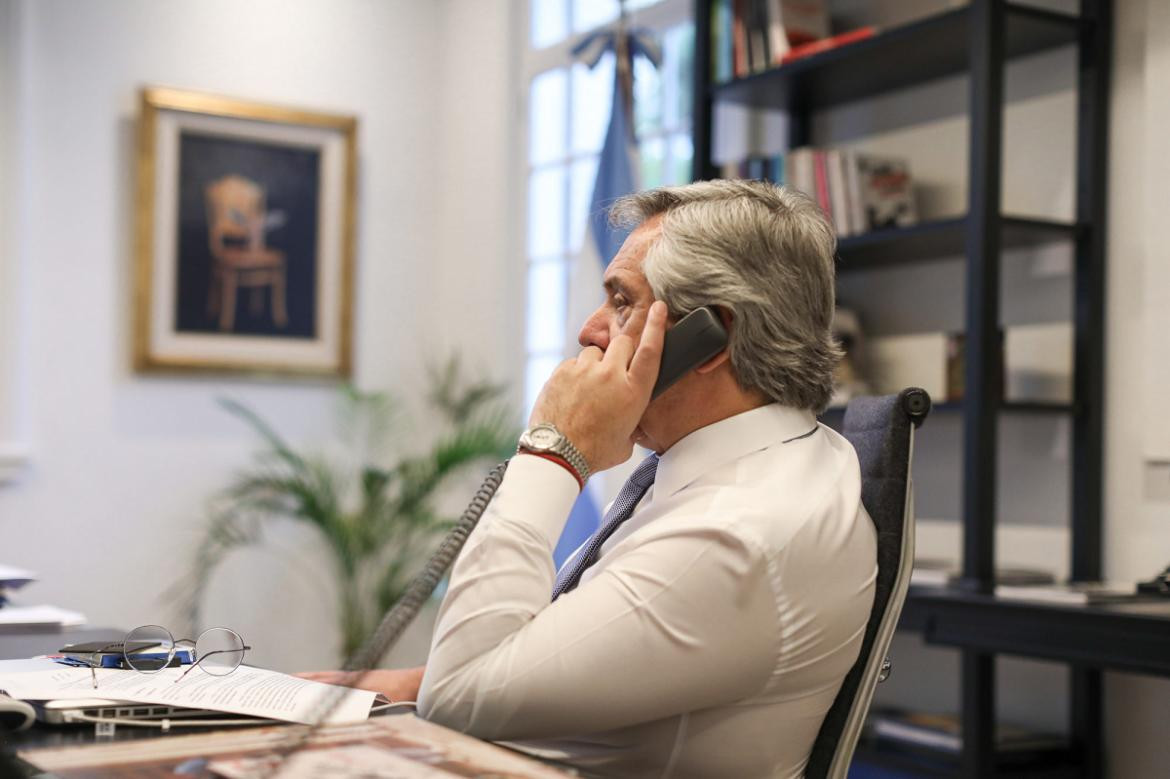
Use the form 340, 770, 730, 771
0, 659, 375, 725
0, 605, 87, 632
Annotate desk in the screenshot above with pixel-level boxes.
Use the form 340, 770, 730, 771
14, 716, 574, 778
1, 628, 573, 778
900, 587, 1170, 677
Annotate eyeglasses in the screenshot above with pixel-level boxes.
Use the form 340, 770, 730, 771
72, 625, 251, 689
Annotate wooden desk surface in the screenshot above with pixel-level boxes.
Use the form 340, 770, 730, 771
18, 713, 574, 778
2, 628, 573, 777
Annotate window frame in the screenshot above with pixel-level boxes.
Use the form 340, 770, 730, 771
515, 0, 693, 417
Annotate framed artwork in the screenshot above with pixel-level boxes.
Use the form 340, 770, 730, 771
134, 87, 357, 377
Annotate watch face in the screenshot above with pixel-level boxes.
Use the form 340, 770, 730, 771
527, 426, 559, 449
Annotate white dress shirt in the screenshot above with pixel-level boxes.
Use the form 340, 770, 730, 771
417, 404, 877, 779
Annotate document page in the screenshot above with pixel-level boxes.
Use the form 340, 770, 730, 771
0, 660, 374, 724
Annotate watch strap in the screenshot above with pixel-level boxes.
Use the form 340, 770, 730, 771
519, 451, 585, 490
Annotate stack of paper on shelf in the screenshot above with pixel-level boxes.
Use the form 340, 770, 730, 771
911, 559, 1055, 589
995, 582, 1143, 605
0, 564, 87, 632
0, 605, 87, 632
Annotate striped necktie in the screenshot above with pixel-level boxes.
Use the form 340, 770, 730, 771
552, 453, 660, 601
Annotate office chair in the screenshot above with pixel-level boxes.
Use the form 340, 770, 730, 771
805, 387, 931, 779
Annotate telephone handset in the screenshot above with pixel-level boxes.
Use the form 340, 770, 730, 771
651, 306, 730, 400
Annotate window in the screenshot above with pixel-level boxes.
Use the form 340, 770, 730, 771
521, 0, 694, 416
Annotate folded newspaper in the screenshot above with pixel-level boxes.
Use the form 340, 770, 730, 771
0, 658, 374, 724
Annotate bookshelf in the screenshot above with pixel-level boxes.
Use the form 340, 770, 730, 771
691, 2, 1114, 777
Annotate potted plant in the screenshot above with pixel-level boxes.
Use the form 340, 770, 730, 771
173, 359, 517, 660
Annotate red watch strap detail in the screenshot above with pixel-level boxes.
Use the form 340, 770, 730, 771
519, 450, 585, 490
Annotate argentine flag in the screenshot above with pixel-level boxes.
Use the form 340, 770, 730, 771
552, 28, 661, 567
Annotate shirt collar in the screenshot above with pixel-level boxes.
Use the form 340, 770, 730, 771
653, 404, 819, 499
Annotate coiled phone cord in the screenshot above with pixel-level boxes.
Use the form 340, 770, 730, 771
266, 459, 510, 771
341, 459, 510, 676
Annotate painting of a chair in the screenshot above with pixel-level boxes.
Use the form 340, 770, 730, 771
204, 175, 288, 333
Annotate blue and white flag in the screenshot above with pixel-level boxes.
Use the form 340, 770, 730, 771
552, 28, 661, 567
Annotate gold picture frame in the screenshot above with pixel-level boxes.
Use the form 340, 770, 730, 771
134, 87, 357, 378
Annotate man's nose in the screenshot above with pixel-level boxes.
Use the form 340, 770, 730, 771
578, 306, 610, 351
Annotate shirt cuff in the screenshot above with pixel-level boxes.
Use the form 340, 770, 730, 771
493, 453, 583, 552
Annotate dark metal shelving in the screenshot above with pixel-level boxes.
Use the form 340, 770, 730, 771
692, 1, 1115, 777
710, 4, 1082, 113
900, 589, 1170, 678
852, 739, 1082, 779
837, 216, 1080, 271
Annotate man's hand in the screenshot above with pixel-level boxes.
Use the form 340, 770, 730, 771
529, 301, 667, 474
295, 666, 425, 702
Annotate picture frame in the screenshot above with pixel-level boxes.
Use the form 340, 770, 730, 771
134, 87, 357, 378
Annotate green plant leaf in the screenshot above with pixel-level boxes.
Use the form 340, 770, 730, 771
174, 358, 517, 662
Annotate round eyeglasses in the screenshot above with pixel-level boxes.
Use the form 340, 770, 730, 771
77, 625, 250, 689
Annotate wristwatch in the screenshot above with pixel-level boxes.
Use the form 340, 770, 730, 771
517, 423, 592, 484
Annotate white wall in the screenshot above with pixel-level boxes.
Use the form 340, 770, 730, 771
0, 0, 518, 672
1101, 1, 1170, 775
0, 0, 30, 480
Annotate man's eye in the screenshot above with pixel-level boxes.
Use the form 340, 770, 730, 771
613, 296, 628, 309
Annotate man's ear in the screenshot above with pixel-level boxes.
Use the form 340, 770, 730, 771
695, 306, 732, 374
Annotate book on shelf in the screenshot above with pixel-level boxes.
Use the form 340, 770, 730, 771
773, 0, 829, 46
731, 0, 750, 78
995, 581, 1145, 605
720, 147, 918, 239
747, 0, 769, 74
764, 0, 790, 63
718, 154, 784, 183
854, 153, 917, 230
868, 709, 1066, 755
827, 149, 852, 236
711, 0, 734, 82
713, 0, 834, 80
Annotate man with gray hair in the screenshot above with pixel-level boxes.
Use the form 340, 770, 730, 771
314, 180, 876, 778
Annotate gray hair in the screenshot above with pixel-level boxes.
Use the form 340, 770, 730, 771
610, 179, 840, 412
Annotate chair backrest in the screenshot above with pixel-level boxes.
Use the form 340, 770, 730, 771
205, 175, 267, 254
804, 387, 930, 779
